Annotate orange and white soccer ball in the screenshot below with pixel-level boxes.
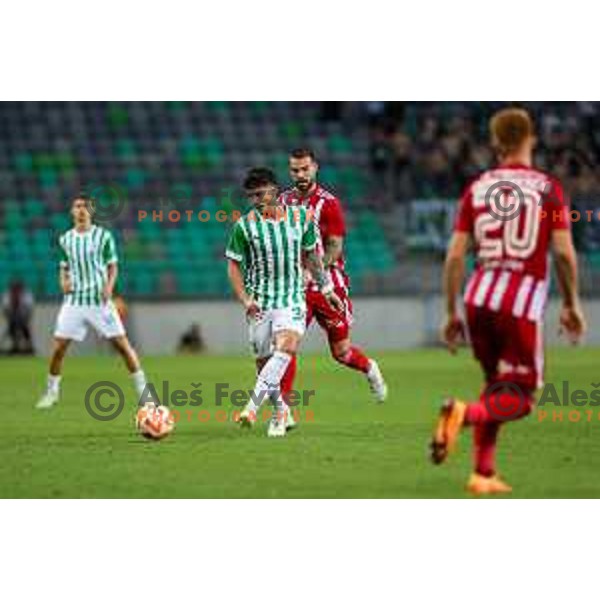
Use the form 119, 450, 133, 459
136, 404, 174, 440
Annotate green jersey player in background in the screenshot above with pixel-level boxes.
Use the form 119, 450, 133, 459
36, 195, 153, 410
226, 168, 344, 437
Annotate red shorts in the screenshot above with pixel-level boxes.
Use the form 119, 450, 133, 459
305, 287, 353, 343
466, 304, 544, 392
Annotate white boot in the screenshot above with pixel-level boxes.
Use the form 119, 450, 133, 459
267, 404, 288, 438
36, 389, 59, 409
286, 409, 297, 431
367, 360, 388, 403
267, 416, 287, 438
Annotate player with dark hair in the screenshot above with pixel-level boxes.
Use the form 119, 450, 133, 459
226, 167, 343, 436
278, 149, 387, 405
431, 108, 586, 494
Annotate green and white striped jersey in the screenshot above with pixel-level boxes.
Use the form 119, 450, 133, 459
58, 225, 118, 306
225, 206, 317, 310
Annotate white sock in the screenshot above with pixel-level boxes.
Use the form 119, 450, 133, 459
268, 388, 288, 421
47, 374, 61, 394
247, 351, 292, 414
131, 370, 148, 400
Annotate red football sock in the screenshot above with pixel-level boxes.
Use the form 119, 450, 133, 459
280, 354, 297, 406
473, 422, 500, 478
465, 402, 489, 424
334, 345, 371, 373
463, 384, 534, 477
465, 386, 534, 425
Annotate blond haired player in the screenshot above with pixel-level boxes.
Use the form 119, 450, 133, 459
431, 108, 586, 494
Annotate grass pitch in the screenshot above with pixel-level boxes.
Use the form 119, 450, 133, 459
1, 348, 599, 498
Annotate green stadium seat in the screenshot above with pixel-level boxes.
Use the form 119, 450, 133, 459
125, 168, 146, 189
329, 133, 353, 155
198, 270, 228, 296
207, 101, 231, 113
133, 273, 155, 295
280, 121, 303, 141
107, 103, 129, 129
587, 252, 600, 270
25, 199, 45, 218
123, 238, 146, 260
271, 152, 288, 176
116, 139, 137, 159
56, 152, 75, 174
138, 226, 163, 243
50, 214, 71, 231
14, 153, 33, 173
43, 271, 60, 296
204, 138, 224, 165
250, 101, 269, 113
319, 165, 340, 186
165, 101, 188, 111
39, 168, 58, 189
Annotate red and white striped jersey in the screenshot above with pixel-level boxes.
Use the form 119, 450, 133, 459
279, 184, 349, 291
455, 164, 570, 322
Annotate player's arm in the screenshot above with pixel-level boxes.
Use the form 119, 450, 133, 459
441, 231, 471, 353
225, 222, 259, 317
226, 259, 259, 318
301, 215, 344, 313
303, 247, 331, 291
323, 236, 343, 268
58, 237, 72, 294
321, 198, 346, 269
303, 248, 343, 313
443, 232, 470, 317
59, 264, 72, 294
441, 184, 475, 354
102, 232, 119, 303
104, 262, 118, 302
548, 180, 586, 343
552, 229, 586, 343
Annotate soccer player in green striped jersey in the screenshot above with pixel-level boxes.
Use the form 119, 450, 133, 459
226, 167, 343, 437
36, 196, 153, 410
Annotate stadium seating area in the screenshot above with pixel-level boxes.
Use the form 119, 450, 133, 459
0, 101, 598, 299
367, 101, 600, 201
0, 102, 395, 298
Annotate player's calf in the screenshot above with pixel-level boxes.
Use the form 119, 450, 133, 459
36, 338, 71, 409
238, 345, 295, 432
331, 339, 388, 402
330, 340, 369, 372
109, 335, 156, 406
